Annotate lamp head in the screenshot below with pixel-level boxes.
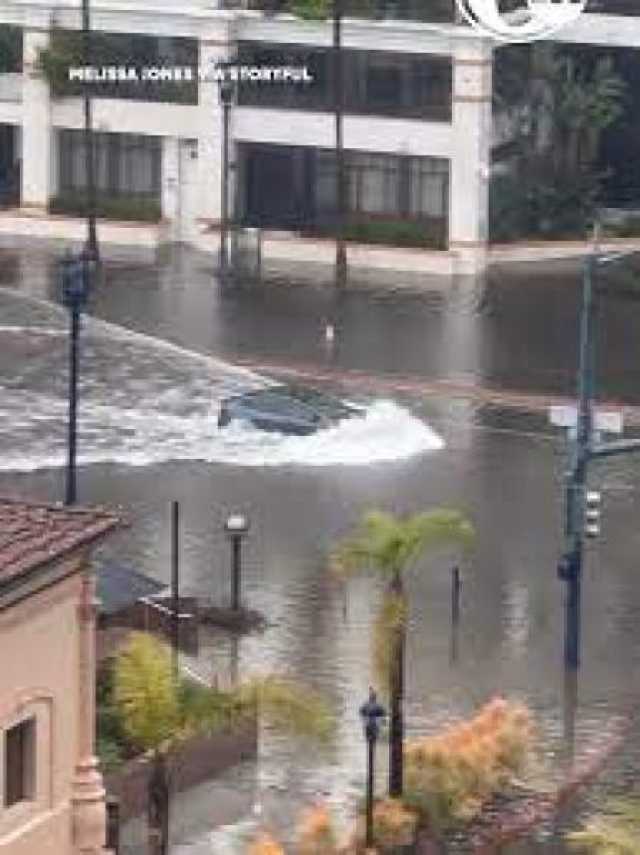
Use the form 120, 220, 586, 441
225, 513, 249, 536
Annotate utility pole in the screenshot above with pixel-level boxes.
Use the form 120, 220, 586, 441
333, 0, 347, 288
219, 74, 234, 279
558, 227, 640, 669
82, 0, 98, 260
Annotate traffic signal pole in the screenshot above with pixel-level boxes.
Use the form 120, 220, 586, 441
559, 237, 640, 669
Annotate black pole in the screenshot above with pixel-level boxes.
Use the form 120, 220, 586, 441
333, 0, 347, 288
82, 0, 98, 259
220, 98, 231, 276
563, 667, 578, 775
564, 251, 595, 670
231, 534, 241, 612
451, 566, 461, 625
65, 304, 80, 506
171, 500, 180, 672
365, 732, 375, 848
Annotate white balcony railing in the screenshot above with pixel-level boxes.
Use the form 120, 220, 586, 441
0, 73, 23, 103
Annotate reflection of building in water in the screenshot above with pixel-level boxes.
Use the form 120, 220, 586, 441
501, 578, 531, 658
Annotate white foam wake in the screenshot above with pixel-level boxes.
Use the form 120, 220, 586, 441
0, 315, 444, 471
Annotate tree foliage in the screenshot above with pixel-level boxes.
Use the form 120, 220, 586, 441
331, 509, 474, 581
331, 508, 473, 692
112, 632, 334, 757
492, 45, 627, 241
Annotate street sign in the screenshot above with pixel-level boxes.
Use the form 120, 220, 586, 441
549, 405, 623, 435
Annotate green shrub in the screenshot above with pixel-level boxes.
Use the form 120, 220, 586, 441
50, 192, 162, 222
490, 164, 601, 243
307, 218, 445, 249
288, 0, 329, 19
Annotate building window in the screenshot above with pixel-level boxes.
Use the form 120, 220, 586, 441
237, 42, 452, 121
4, 718, 35, 808
59, 130, 161, 199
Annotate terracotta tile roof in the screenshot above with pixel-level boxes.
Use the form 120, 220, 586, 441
0, 497, 121, 588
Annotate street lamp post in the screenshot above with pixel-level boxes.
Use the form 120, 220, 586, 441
224, 513, 249, 611
558, 232, 640, 669
82, 0, 99, 260
333, 0, 347, 288
60, 249, 93, 506
359, 688, 386, 850
219, 74, 234, 279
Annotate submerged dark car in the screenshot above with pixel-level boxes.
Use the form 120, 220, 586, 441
217, 385, 365, 435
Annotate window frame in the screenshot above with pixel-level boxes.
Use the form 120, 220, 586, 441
3, 717, 36, 810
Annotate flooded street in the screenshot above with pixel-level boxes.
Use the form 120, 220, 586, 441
1, 240, 640, 852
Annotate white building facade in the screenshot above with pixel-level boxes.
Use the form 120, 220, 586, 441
0, 0, 638, 272
0, 0, 494, 268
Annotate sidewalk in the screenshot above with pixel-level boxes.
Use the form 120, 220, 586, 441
5, 208, 638, 284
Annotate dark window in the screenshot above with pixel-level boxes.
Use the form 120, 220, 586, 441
59, 130, 161, 199
45, 30, 198, 103
0, 25, 22, 73
5, 718, 35, 807
239, 141, 449, 245
237, 42, 451, 120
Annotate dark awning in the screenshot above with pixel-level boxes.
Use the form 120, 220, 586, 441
96, 561, 167, 615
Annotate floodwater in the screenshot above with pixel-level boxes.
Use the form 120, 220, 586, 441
1, 240, 640, 853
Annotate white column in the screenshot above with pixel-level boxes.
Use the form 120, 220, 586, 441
449, 37, 493, 275
197, 30, 236, 240
21, 30, 52, 212
71, 567, 108, 855
161, 136, 181, 241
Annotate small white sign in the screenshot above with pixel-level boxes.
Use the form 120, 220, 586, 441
549, 405, 623, 434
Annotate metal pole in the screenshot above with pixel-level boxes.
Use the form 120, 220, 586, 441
564, 250, 595, 670
451, 566, 461, 625
365, 734, 374, 848
171, 500, 180, 673
65, 304, 80, 506
231, 534, 241, 612
220, 98, 230, 276
82, 0, 98, 259
333, 0, 347, 288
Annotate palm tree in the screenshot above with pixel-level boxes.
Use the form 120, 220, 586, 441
331, 509, 474, 797
113, 632, 333, 855
566, 797, 640, 854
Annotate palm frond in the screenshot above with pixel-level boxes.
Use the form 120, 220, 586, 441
330, 508, 474, 581
236, 676, 335, 743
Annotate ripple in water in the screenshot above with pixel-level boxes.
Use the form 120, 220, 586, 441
0, 315, 443, 471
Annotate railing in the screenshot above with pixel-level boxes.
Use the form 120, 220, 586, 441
0, 73, 23, 103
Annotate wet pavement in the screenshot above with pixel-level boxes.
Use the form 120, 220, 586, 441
1, 239, 640, 853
